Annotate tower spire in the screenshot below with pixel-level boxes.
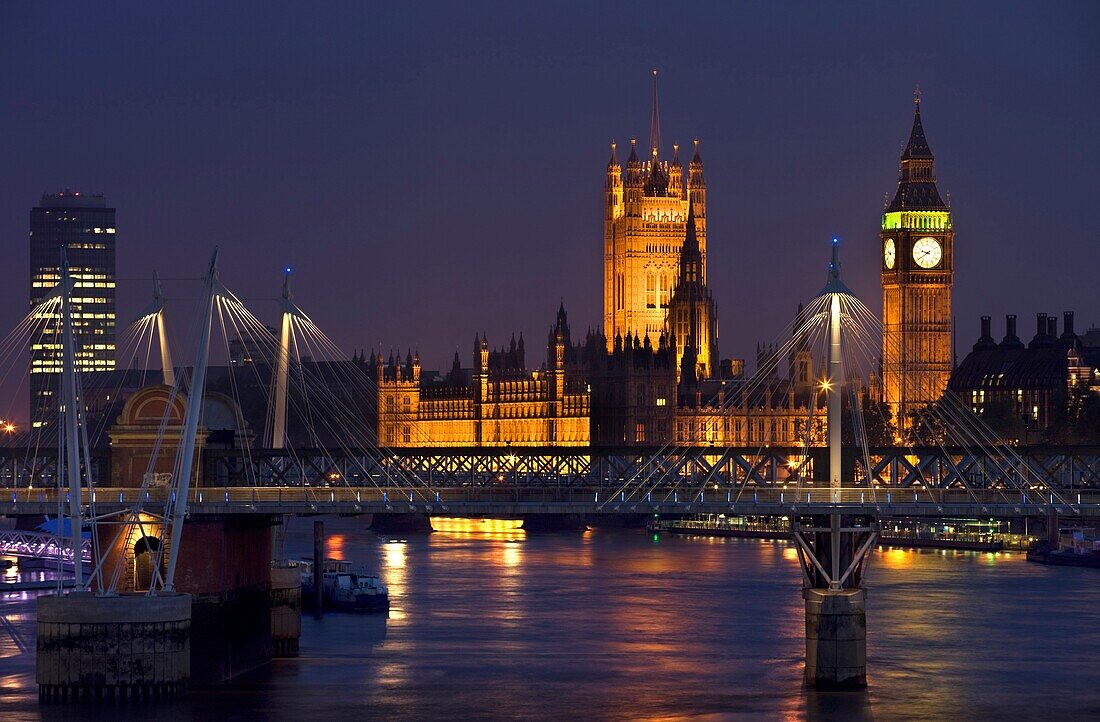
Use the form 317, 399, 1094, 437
650, 68, 661, 159
888, 90, 944, 210
677, 200, 702, 287
901, 87, 932, 160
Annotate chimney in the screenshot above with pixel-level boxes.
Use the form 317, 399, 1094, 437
1030, 312, 1055, 349
1062, 311, 1076, 339
974, 316, 996, 350
1003, 316, 1025, 349
1047, 315, 1058, 338
1001, 314, 1023, 348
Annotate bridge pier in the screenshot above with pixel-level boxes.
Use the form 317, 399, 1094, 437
521, 514, 588, 532
792, 514, 876, 687
270, 562, 302, 656
803, 587, 867, 687
370, 513, 433, 534
37, 592, 191, 703
88, 514, 281, 686
313, 520, 324, 619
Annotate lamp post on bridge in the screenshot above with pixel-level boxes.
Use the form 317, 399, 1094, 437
790, 239, 878, 688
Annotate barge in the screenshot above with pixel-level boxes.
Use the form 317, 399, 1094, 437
301, 559, 389, 613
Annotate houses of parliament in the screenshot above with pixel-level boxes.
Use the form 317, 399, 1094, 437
376, 78, 953, 448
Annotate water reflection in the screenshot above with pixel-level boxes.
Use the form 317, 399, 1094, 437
500, 540, 522, 569
383, 539, 407, 570
382, 539, 408, 621
326, 533, 347, 560
0, 517, 1097, 721
877, 546, 914, 570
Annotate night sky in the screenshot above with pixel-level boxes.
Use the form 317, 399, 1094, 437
1, 2, 1097, 417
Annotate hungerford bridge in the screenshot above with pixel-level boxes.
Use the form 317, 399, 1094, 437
20, 242, 1100, 702
3, 444, 1098, 519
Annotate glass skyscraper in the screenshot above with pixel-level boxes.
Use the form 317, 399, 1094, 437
29, 191, 116, 426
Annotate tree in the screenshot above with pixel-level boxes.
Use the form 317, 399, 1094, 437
1077, 391, 1100, 444
980, 399, 1026, 444
860, 391, 896, 446
1047, 386, 1100, 444
905, 403, 948, 446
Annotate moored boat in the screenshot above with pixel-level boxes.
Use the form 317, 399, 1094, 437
300, 558, 390, 612
1027, 530, 1100, 569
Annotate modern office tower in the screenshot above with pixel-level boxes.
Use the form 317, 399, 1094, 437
29, 190, 117, 426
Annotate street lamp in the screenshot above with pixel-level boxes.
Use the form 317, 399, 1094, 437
1020, 413, 1036, 451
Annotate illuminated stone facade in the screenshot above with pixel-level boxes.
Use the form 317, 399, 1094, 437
590, 306, 828, 448
375, 305, 590, 447
881, 95, 954, 430
604, 133, 707, 351
375, 84, 931, 450
588, 331, 676, 445
666, 203, 718, 380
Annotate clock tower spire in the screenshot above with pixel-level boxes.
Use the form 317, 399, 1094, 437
880, 90, 954, 434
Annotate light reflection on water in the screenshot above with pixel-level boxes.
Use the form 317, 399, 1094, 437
0, 518, 1097, 721
382, 540, 408, 621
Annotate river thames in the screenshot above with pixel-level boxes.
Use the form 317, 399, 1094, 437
2, 517, 1098, 721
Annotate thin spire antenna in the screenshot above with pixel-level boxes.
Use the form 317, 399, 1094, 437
914, 83, 922, 107
650, 69, 661, 158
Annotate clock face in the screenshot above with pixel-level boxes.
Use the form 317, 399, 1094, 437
883, 239, 896, 269
913, 237, 942, 269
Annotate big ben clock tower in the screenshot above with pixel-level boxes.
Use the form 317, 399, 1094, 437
881, 89, 954, 433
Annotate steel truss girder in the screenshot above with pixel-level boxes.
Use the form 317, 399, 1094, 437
1, 446, 1097, 496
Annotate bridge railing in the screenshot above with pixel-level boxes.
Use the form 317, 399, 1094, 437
0, 529, 92, 563
5, 486, 1099, 513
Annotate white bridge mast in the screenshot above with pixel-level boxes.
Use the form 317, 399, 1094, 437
163, 249, 219, 591
59, 248, 86, 588
272, 268, 293, 450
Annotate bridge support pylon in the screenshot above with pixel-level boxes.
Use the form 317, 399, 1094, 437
792, 513, 877, 687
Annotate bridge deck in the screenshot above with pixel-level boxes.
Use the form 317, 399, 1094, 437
4, 487, 1096, 519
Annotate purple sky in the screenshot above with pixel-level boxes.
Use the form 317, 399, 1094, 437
1, 2, 1098, 419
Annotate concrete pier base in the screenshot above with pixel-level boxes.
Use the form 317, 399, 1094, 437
270, 563, 302, 657
370, 513, 433, 534
191, 585, 272, 685
521, 514, 588, 532
803, 587, 867, 687
36, 592, 191, 703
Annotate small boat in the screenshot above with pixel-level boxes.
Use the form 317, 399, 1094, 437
1027, 530, 1100, 569
1027, 543, 1100, 569
300, 558, 390, 613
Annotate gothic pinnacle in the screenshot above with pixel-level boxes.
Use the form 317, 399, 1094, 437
650, 68, 661, 158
